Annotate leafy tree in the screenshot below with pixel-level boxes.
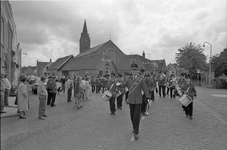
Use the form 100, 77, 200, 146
175, 42, 207, 79
211, 48, 227, 77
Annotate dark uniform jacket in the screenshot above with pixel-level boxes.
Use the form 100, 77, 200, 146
107, 79, 117, 97
121, 76, 149, 104
181, 81, 197, 100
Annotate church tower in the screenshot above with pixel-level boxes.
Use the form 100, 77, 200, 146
79, 20, 91, 54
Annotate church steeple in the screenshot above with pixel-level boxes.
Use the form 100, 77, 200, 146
82, 20, 88, 34
80, 19, 91, 54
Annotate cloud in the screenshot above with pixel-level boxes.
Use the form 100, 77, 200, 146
10, 0, 227, 67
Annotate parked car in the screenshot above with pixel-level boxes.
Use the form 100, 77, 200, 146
32, 82, 47, 94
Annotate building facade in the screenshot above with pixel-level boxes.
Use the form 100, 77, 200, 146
1, 0, 21, 90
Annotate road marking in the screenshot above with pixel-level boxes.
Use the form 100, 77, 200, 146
212, 94, 227, 98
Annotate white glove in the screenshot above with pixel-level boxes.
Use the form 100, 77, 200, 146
116, 82, 121, 86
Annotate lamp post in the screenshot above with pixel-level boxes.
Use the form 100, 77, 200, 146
203, 41, 212, 88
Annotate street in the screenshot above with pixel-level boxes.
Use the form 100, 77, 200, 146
1, 86, 227, 150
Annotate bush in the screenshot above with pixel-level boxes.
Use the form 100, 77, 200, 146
216, 77, 227, 89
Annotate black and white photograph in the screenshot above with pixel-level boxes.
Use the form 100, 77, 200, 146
1, 0, 227, 149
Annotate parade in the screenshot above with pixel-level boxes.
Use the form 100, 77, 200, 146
1, 0, 227, 149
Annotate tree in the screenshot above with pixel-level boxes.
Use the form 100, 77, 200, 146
211, 48, 227, 77
175, 42, 207, 79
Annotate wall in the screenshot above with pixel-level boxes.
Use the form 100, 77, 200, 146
1, 0, 20, 88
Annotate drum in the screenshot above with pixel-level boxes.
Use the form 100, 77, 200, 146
179, 94, 192, 107
102, 90, 112, 101
116, 91, 122, 98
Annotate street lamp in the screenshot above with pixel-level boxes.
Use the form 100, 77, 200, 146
203, 41, 212, 88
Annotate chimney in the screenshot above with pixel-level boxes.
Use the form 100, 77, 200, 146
50, 59, 52, 62
142, 51, 145, 58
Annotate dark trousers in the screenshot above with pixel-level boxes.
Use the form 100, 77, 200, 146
183, 102, 193, 117
47, 92, 56, 106
129, 104, 141, 135
67, 89, 72, 102
61, 84, 65, 93
125, 91, 129, 101
109, 96, 116, 113
96, 86, 100, 93
141, 94, 147, 114
117, 94, 123, 108
92, 86, 95, 93
149, 90, 155, 101
167, 87, 174, 98
101, 86, 105, 93
159, 86, 166, 97
4, 89, 9, 106
47, 89, 51, 105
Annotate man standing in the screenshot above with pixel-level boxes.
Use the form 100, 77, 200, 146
66, 77, 73, 102
47, 76, 57, 107
107, 72, 117, 115
37, 76, 48, 120
2, 74, 11, 106
0, 74, 6, 113
116, 73, 124, 110
158, 71, 167, 98
118, 61, 149, 140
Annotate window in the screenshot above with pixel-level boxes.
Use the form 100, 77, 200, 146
1, 18, 4, 46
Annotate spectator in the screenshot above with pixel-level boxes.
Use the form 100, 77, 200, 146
18, 75, 29, 119
0, 73, 6, 113
2, 74, 11, 106
37, 76, 48, 120
74, 76, 84, 109
66, 77, 73, 102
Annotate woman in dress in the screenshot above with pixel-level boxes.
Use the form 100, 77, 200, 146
85, 76, 92, 100
17, 75, 29, 119
74, 76, 85, 109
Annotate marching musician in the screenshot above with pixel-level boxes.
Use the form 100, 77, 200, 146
167, 74, 176, 99
149, 72, 156, 102
177, 73, 187, 111
107, 72, 117, 115
117, 60, 149, 140
158, 71, 167, 98
116, 73, 124, 110
181, 74, 197, 120
140, 67, 147, 117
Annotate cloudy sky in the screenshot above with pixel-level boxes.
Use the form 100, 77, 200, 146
10, 0, 227, 67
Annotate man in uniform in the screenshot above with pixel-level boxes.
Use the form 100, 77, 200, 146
117, 61, 149, 140
107, 72, 117, 115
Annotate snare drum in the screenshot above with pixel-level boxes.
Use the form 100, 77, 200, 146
179, 94, 192, 107
102, 90, 112, 101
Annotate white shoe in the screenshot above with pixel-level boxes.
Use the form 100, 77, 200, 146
141, 116, 145, 120
145, 112, 149, 116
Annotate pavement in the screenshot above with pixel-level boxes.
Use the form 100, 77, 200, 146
1, 86, 227, 150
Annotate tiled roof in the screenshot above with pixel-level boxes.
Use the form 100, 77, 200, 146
37, 62, 49, 72
117, 55, 165, 71
48, 55, 73, 70
61, 53, 103, 71
75, 41, 108, 58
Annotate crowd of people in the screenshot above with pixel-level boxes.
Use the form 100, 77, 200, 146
1, 62, 197, 141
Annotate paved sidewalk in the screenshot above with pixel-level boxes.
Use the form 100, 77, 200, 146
1, 96, 19, 119
1, 88, 227, 150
